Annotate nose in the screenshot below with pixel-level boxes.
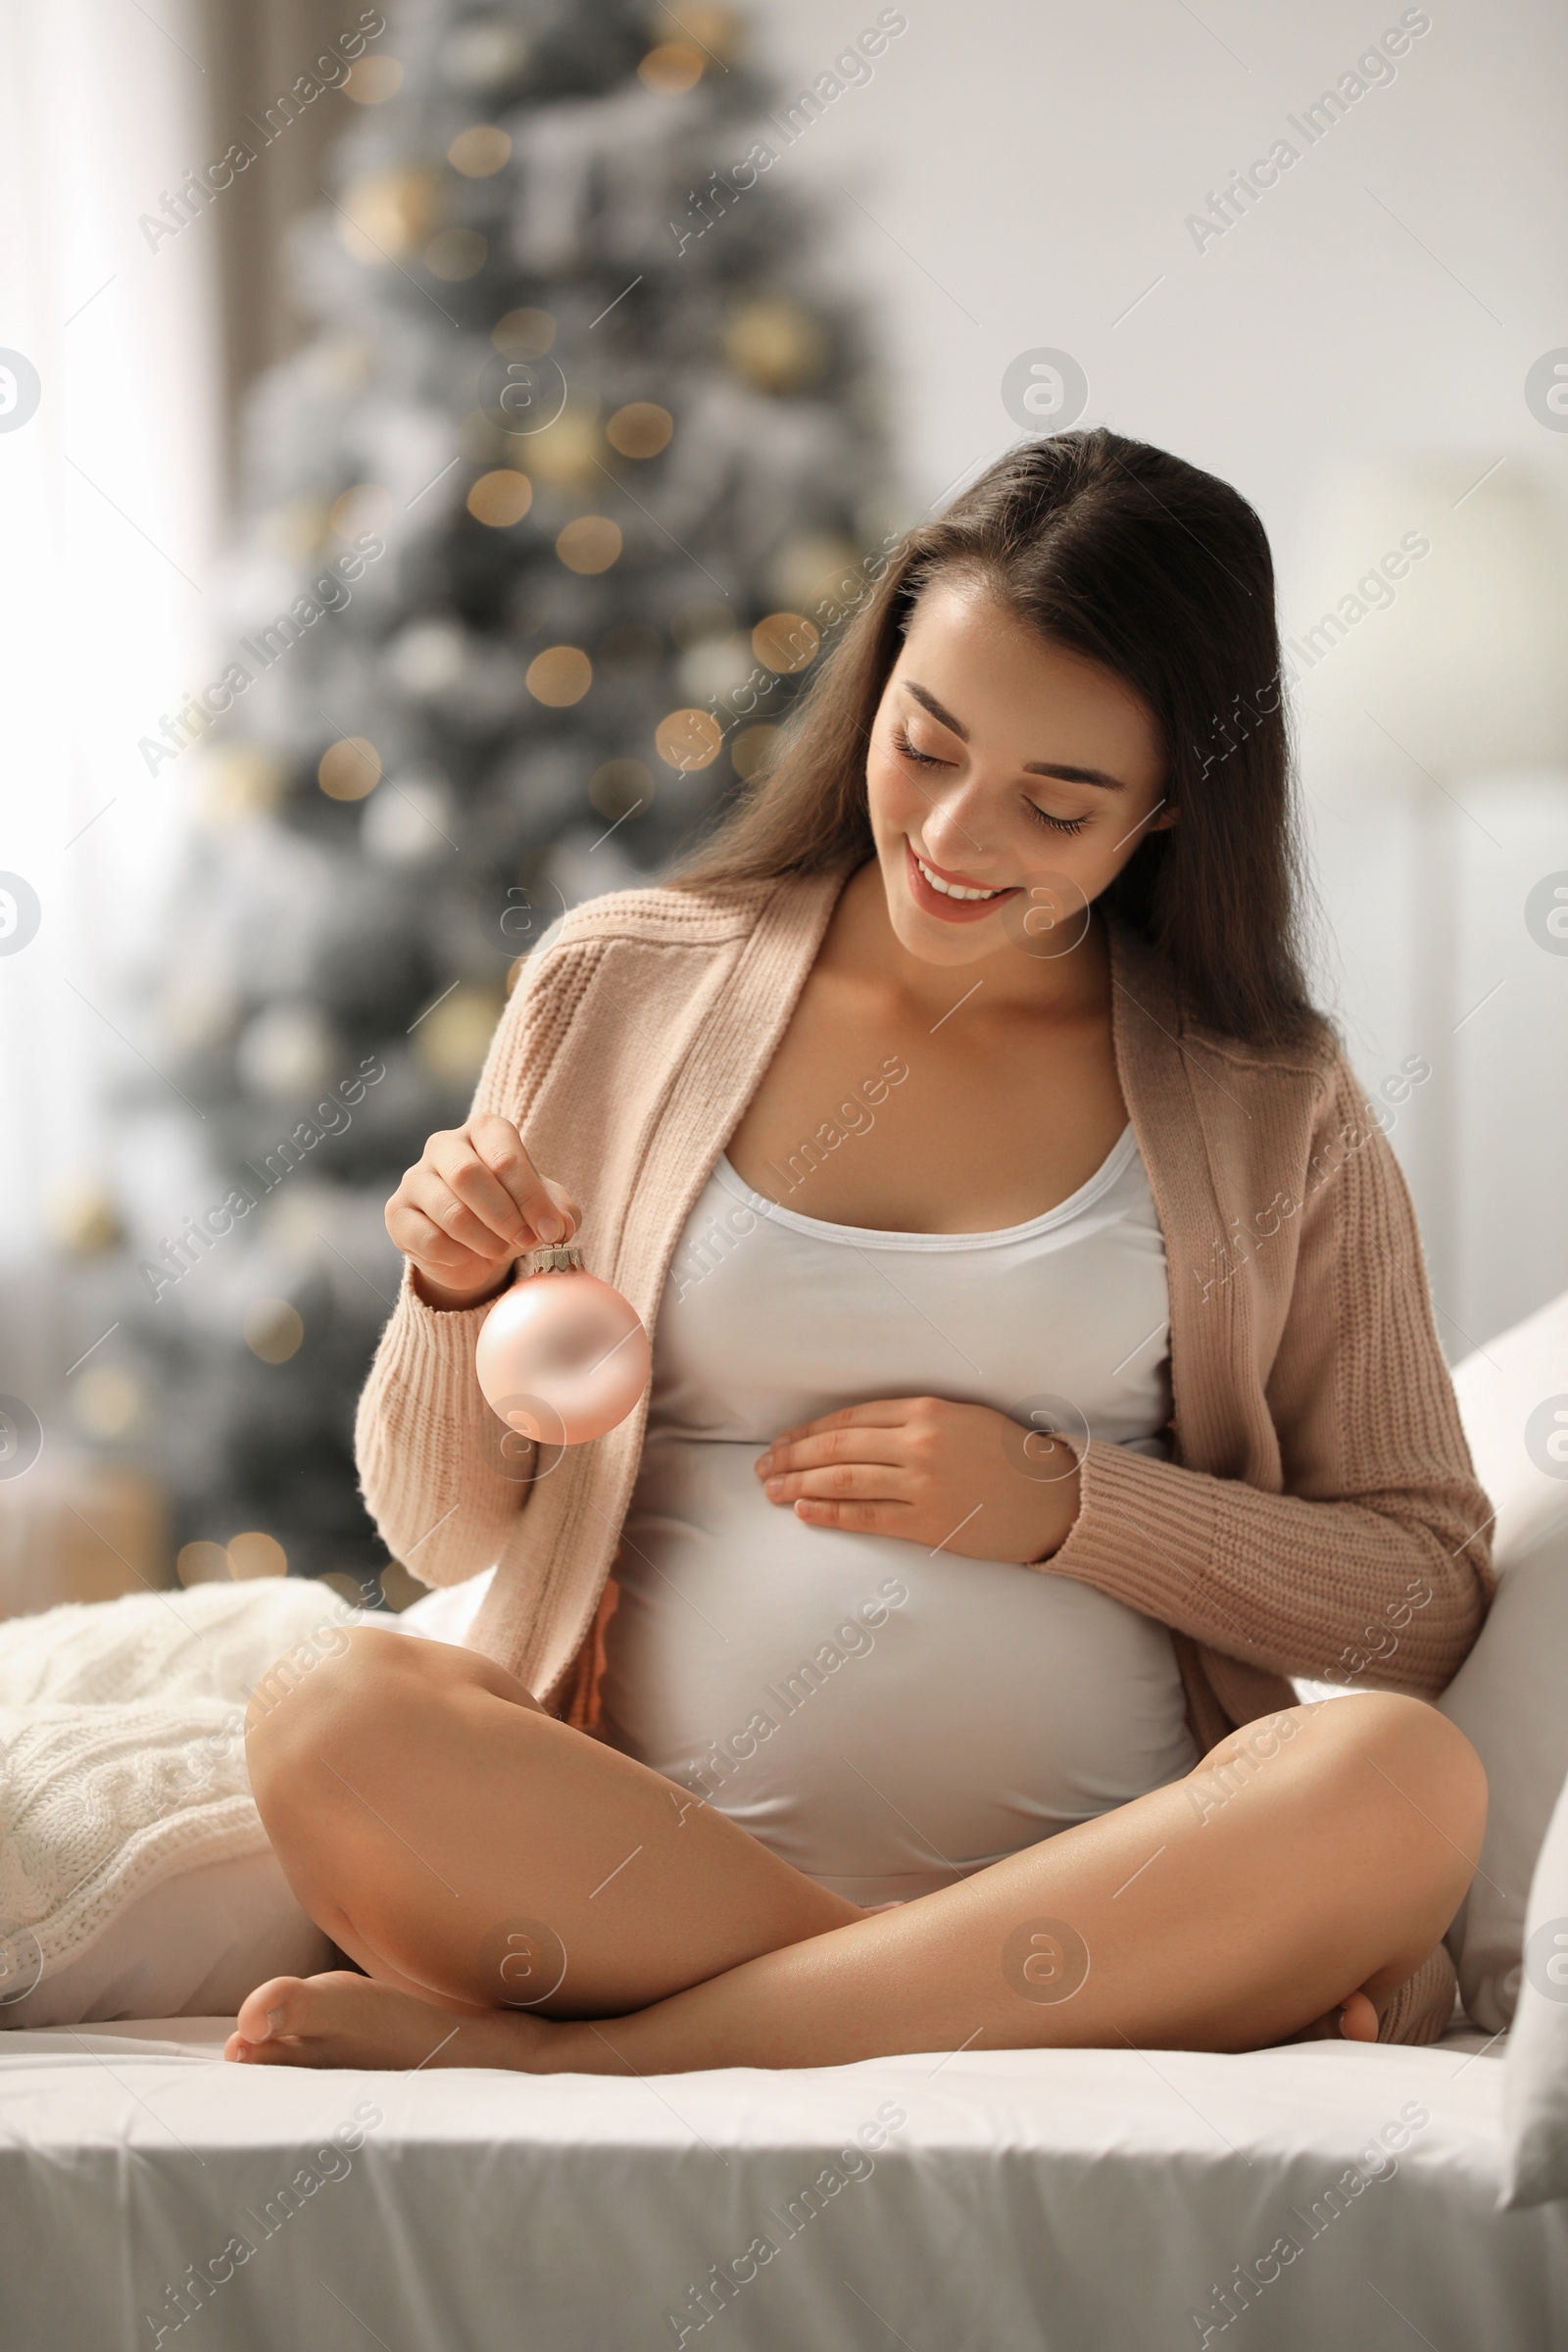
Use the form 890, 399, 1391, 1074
918, 775, 1001, 876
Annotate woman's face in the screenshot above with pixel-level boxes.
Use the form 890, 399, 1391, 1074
864, 574, 1173, 968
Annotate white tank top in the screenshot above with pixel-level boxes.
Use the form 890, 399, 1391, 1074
597, 1125, 1199, 1906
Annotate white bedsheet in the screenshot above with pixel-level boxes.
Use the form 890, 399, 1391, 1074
2, 2019, 1562, 2351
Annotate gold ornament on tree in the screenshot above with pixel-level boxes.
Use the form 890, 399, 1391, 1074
44, 1177, 123, 1255
723, 299, 827, 394
336, 168, 437, 263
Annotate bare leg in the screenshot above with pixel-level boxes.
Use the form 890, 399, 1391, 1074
237, 1627, 863, 2023
228, 1634, 1485, 2074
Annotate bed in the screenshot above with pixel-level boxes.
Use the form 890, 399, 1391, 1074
4, 1295, 1568, 2348
3, 2012, 1563, 2350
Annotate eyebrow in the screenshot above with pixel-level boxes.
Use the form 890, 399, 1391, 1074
901, 680, 1127, 792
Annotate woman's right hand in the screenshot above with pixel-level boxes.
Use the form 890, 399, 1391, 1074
386, 1113, 582, 1310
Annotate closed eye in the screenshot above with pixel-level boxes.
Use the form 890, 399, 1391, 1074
1025, 801, 1089, 836
892, 724, 951, 769
894, 723, 1089, 833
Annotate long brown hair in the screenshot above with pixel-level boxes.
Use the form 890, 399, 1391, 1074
666, 428, 1329, 1052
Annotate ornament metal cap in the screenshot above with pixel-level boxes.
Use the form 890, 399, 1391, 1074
517, 1242, 586, 1278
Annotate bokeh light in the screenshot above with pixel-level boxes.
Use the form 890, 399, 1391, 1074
449, 124, 511, 176
466, 468, 533, 526
525, 646, 592, 706
655, 708, 723, 770
556, 515, 621, 574
607, 402, 673, 458
318, 737, 382, 801
227, 1531, 288, 1579
243, 1299, 305, 1364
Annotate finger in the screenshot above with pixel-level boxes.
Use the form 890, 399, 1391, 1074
763, 1462, 907, 1504
466, 1114, 572, 1243
791, 1495, 912, 1535
766, 1399, 926, 1448
389, 1202, 494, 1275
758, 1427, 909, 1477
429, 1129, 536, 1248
386, 1188, 470, 1267
400, 1167, 514, 1262
539, 1178, 582, 1243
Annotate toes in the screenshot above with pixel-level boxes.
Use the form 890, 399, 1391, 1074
226, 1971, 369, 2064
222, 1969, 552, 2073
1338, 1988, 1380, 2042
1286, 1983, 1385, 2044
231, 1973, 311, 2052
224, 2025, 297, 2066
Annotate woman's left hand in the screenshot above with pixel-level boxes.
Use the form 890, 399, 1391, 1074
753, 1396, 1082, 1564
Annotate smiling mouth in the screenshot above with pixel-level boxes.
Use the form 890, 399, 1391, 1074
909, 845, 1015, 902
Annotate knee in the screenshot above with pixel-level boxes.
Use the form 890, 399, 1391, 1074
244, 1625, 430, 1815
1319, 1691, 1488, 1886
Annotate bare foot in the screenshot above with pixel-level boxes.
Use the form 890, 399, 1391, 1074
223, 1971, 561, 2073
1289, 1986, 1381, 2044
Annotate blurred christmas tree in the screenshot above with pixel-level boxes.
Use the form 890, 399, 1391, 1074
81, 0, 892, 1605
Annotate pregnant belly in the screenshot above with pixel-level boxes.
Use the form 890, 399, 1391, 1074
598, 1439, 1200, 1905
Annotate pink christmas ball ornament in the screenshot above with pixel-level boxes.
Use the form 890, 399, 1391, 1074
475, 1245, 650, 1446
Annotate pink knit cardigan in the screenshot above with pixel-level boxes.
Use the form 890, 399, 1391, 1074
354, 868, 1494, 1750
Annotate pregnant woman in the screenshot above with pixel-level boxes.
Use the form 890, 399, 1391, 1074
226, 430, 1491, 2075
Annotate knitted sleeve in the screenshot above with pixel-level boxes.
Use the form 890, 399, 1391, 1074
352, 924, 588, 1590
1047, 1058, 1495, 1696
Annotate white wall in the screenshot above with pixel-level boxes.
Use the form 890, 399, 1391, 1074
0, 0, 222, 1300
746, 0, 1568, 1348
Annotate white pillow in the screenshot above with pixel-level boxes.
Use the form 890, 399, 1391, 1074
1427, 1283, 1568, 2031
0, 1577, 492, 2030
1450, 1285, 1568, 1567
3, 1848, 333, 2029
389, 1566, 495, 1646
1437, 1530, 1568, 2032
0, 1582, 357, 2031
1502, 1767, 1568, 2205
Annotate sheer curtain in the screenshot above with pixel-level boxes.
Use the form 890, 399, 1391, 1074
0, 0, 220, 1388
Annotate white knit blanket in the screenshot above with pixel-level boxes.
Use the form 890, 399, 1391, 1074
0, 1579, 357, 1978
